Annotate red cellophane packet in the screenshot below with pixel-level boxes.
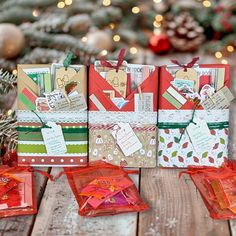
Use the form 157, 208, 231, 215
65, 161, 149, 217
181, 159, 236, 219
0, 166, 37, 218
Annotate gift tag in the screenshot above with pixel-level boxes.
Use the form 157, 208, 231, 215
111, 123, 142, 156
201, 86, 234, 110
176, 68, 198, 92
186, 118, 213, 155
53, 91, 87, 111
41, 122, 67, 155
106, 69, 127, 98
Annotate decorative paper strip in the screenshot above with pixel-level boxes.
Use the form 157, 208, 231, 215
89, 111, 157, 124
162, 92, 182, 109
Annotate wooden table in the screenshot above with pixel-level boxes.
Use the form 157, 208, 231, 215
1, 52, 236, 236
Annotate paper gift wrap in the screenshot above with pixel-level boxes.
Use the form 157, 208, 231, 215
89, 65, 158, 168
17, 64, 88, 166
158, 64, 230, 167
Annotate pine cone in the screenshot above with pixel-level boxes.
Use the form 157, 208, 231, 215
162, 13, 205, 52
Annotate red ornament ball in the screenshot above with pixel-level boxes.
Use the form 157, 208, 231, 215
148, 34, 171, 54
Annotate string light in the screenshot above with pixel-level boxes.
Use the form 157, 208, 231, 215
101, 50, 108, 56
113, 35, 120, 42
227, 45, 234, 52
202, 0, 211, 7
153, 0, 162, 3
155, 14, 163, 22
81, 36, 87, 42
12, 69, 17, 75
57, 1, 65, 8
215, 51, 222, 59
221, 59, 228, 64
103, 0, 111, 6
32, 9, 40, 17
65, 0, 73, 5
153, 21, 161, 28
132, 6, 140, 14
109, 23, 115, 29
7, 109, 13, 116
130, 47, 138, 54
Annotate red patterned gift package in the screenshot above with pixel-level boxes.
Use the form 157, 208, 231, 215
65, 161, 149, 217
158, 59, 233, 168
0, 166, 37, 218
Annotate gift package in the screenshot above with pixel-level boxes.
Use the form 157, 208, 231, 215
181, 160, 236, 219
17, 63, 88, 166
65, 161, 149, 217
0, 166, 37, 218
88, 55, 158, 167
7, 51, 234, 219
158, 60, 233, 167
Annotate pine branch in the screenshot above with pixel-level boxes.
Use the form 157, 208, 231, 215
1, 0, 57, 9
22, 28, 101, 56
0, 6, 37, 24
0, 69, 17, 95
19, 48, 66, 64
91, 6, 122, 27
0, 111, 17, 155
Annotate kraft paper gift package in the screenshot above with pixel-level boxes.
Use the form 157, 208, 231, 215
17, 64, 88, 166
16, 58, 234, 169
88, 61, 158, 167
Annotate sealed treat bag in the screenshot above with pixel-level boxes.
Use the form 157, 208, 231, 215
158, 58, 233, 167
0, 166, 37, 218
181, 160, 236, 219
65, 161, 149, 217
17, 62, 88, 166
89, 49, 158, 167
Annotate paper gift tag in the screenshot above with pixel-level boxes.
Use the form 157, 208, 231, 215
41, 122, 67, 155
111, 123, 142, 156
176, 68, 198, 92
186, 118, 214, 155
106, 69, 127, 98
201, 86, 234, 110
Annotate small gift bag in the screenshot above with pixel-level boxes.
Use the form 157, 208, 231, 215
88, 49, 158, 167
0, 166, 37, 218
158, 59, 233, 167
17, 61, 88, 166
181, 160, 236, 219
65, 161, 149, 217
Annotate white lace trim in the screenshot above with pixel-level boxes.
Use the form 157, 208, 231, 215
158, 109, 229, 123
89, 111, 157, 124
17, 110, 87, 123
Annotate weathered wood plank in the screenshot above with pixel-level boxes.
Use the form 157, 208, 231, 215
138, 168, 231, 236
0, 167, 50, 236
32, 168, 139, 236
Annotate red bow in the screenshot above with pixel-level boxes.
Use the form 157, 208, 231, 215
100, 48, 126, 72
171, 57, 199, 72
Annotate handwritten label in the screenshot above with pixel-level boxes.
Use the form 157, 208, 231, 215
201, 86, 234, 110
41, 122, 67, 155
186, 118, 213, 155
53, 91, 87, 111
111, 123, 142, 156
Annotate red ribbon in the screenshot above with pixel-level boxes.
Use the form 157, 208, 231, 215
171, 57, 199, 72
100, 48, 126, 72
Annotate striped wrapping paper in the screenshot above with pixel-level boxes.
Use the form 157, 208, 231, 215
17, 110, 88, 166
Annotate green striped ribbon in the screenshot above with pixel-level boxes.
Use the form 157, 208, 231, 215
158, 121, 229, 130
17, 126, 87, 133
